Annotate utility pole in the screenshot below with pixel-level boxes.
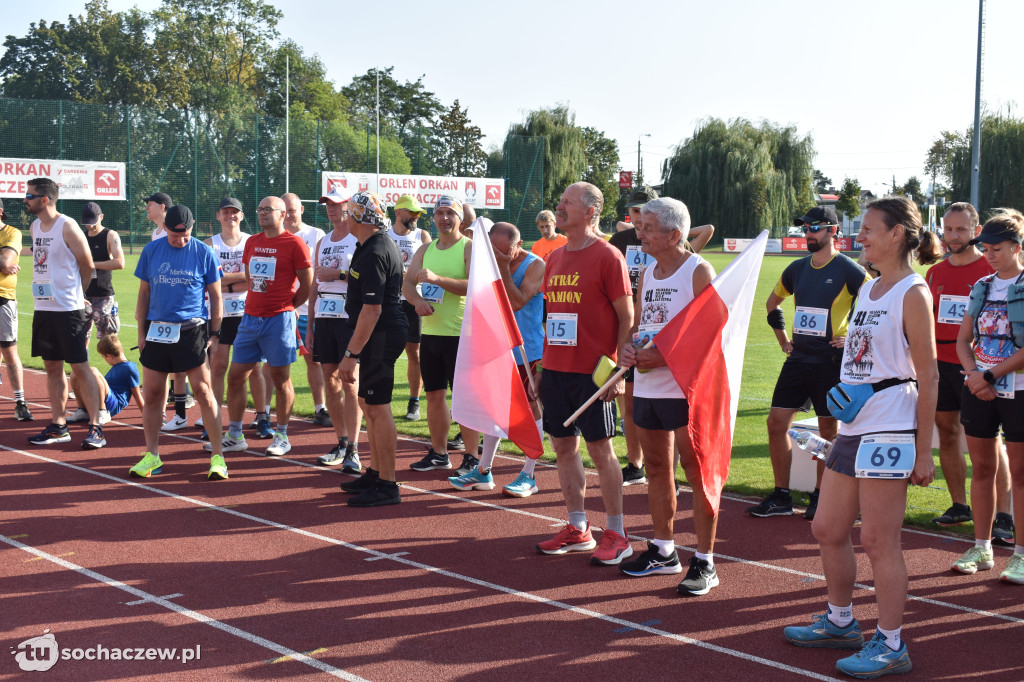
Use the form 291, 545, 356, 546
970, 0, 985, 208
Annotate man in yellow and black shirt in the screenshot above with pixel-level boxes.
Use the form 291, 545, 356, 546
0, 199, 33, 421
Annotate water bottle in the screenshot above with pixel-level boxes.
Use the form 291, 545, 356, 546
788, 428, 832, 461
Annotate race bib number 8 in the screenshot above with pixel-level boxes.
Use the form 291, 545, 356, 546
317, 295, 347, 318
937, 294, 968, 325
546, 312, 578, 346
794, 305, 828, 337
855, 433, 915, 479
249, 256, 277, 280
224, 298, 246, 317
146, 321, 181, 344
421, 283, 444, 304
32, 282, 53, 300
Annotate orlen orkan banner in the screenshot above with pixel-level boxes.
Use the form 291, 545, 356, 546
322, 171, 504, 210
0, 157, 126, 200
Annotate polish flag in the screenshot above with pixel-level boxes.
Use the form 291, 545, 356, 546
657, 230, 768, 514
452, 219, 544, 458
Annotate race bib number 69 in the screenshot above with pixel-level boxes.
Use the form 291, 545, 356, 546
855, 433, 915, 479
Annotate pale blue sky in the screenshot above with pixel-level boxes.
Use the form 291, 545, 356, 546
4, 0, 1022, 199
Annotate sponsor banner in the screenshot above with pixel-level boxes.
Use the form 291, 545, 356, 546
782, 237, 805, 251
766, 238, 782, 253
0, 157, 126, 200
322, 172, 504, 210
724, 238, 754, 253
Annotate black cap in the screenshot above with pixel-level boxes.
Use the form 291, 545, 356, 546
165, 205, 195, 232
625, 185, 658, 208
795, 206, 839, 226
81, 201, 102, 226
144, 192, 172, 209
218, 197, 243, 211
969, 222, 1024, 246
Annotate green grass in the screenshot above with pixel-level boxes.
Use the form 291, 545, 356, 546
12, 248, 970, 533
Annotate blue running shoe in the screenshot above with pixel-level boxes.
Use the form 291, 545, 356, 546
255, 417, 274, 439
503, 471, 538, 498
835, 632, 912, 679
784, 613, 864, 650
448, 466, 495, 491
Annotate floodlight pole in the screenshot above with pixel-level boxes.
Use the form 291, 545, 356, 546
970, 0, 984, 209
286, 54, 290, 194
375, 69, 380, 193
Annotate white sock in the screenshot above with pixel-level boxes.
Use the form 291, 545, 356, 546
605, 514, 624, 536
827, 602, 854, 627
479, 433, 500, 471
314, 403, 325, 412
568, 511, 588, 530
695, 551, 714, 567
1015, 545, 1024, 555
977, 538, 993, 551
651, 538, 675, 557
264, 404, 271, 415
535, 417, 544, 440
876, 626, 901, 651
521, 457, 537, 476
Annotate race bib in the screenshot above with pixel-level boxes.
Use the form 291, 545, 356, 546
224, 297, 246, 317
421, 283, 444, 304
794, 305, 828, 337
854, 433, 916, 479
633, 323, 664, 374
937, 295, 968, 325
546, 312, 578, 346
249, 256, 277, 280
146, 321, 181, 344
32, 281, 53, 300
625, 245, 653, 272
978, 361, 1016, 399
317, 295, 347, 318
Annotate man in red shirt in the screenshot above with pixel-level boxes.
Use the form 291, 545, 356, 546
212, 195, 312, 457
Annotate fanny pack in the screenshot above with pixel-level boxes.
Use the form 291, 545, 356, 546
826, 377, 916, 423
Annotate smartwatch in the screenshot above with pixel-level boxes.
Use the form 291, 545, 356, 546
338, 270, 347, 282
344, 348, 359, 359
210, 329, 222, 339
983, 369, 997, 385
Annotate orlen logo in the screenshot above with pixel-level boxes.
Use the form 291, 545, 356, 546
94, 170, 120, 196
327, 178, 348, 191
485, 184, 501, 207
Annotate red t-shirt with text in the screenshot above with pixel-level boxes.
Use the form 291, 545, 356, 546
926, 255, 993, 364
242, 231, 311, 317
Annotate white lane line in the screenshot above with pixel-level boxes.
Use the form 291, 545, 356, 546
0, 534, 365, 681
126, 593, 183, 606
1, 445, 841, 681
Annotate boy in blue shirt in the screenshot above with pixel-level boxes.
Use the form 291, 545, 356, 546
67, 333, 143, 423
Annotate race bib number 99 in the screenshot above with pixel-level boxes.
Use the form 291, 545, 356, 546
546, 312, 578, 346
854, 433, 915, 479
146, 321, 181, 344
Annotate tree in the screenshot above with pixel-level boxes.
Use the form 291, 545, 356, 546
836, 178, 863, 220
431, 99, 487, 176
506, 105, 588, 213
946, 110, 1024, 213
580, 126, 620, 222
255, 41, 348, 121
342, 67, 443, 144
813, 169, 834, 194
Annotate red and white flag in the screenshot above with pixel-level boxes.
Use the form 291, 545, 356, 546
657, 230, 768, 514
452, 219, 544, 458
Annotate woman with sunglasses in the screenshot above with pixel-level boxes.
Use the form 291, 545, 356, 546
953, 209, 1024, 584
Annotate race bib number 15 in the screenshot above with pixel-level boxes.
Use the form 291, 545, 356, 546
546, 313, 578, 346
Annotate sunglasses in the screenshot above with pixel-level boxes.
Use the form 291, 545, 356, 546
802, 223, 834, 234
25, 193, 48, 201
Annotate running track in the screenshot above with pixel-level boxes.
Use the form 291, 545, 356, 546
1, 368, 1021, 680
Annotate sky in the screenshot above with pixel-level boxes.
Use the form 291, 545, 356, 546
3, 0, 1023, 200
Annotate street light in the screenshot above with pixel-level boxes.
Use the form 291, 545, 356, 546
637, 133, 651, 182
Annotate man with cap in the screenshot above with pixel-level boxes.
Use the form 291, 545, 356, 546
145, 192, 173, 241
211, 196, 312, 457
0, 198, 33, 421
24, 177, 104, 449
388, 194, 432, 421
336, 191, 408, 506
309, 186, 363, 470
402, 194, 479, 473
201, 197, 271, 441
129, 204, 227, 480
753, 206, 868, 520
79, 202, 124, 346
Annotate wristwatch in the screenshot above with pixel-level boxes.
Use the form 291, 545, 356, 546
338, 270, 347, 281
344, 348, 359, 359
983, 369, 996, 385
210, 329, 222, 339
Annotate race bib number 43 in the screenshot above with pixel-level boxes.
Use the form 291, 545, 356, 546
937, 295, 968, 325
855, 433, 916, 479
546, 312, 578, 346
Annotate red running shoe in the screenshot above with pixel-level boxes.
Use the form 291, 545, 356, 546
590, 529, 633, 566
536, 523, 596, 555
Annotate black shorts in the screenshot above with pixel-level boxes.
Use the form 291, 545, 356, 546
313, 318, 354, 365
402, 300, 421, 344
936, 360, 966, 412
960, 388, 1024, 442
140, 322, 208, 374
633, 396, 689, 431
542, 369, 617, 442
825, 430, 917, 478
420, 334, 460, 393
213, 316, 242, 346
32, 309, 89, 364
359, 326, 408, 405
771, 358, 840, 416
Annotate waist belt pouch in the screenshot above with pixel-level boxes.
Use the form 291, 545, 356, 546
826, 382, 875, 423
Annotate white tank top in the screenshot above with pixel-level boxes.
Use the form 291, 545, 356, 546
211, 232, 249, 302
31, 215, 85, 312
151, 226, 167, 241
839, 273, 925, 435
388, 226, 425, 301
294, 224, 325, 316
315, 231, 359, 319
634, 253, 704, 399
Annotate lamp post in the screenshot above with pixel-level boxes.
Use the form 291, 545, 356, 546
637, 133, 651, 182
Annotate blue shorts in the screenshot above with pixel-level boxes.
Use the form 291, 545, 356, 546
297, 314, 309, 339
233, 312, 298, 367
105, 391, 129, 416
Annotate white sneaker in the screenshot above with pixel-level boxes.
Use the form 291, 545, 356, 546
184, 395, 197, 409
204, 434, 248, 452
195, 416, 204, 427
161, 414, 189, 432
67, 408, 89, 423
266, 432, 291, 456
98, 409, 111, 425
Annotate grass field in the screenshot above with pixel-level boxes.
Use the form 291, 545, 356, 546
10, 246, 972, 532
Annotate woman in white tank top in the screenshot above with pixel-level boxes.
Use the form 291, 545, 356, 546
784, 197, 937, 677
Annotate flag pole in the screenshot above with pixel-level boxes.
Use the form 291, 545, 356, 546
561, 340, 654, 427
514, 345, 541, 415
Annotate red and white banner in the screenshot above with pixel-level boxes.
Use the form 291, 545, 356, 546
655, 231, 768, 514
0, 157, 126, 200
451, 219, 544, 458
322, 172, 504, 210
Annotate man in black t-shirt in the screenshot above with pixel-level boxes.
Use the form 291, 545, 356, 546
81, 202, 125, 345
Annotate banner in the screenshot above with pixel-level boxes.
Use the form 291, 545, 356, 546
322, 171, 504, 210
724, 238, 753, 253
0, 157, 126, 201
766, 238, 782, 253
782, 236, 857, 252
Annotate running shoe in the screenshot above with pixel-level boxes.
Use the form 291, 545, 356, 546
406, 400, 420, 421
199, 429, 209, 442
265, 432, 291, 456
312, 408, 332, 427
15, 401, 34, 422
129, 452, 163, 478
318, 444, 346, 466
619, 542, 683, 576
340, 468, 379, 494
184, 394, 196, 409
933, 502, 972, 526
448, 466, 495, 491
347, 480, 401, 507
805, 491, 819, 521
677, 556, 719, 595
590, 529, 633, 566
255, 417, 274, 439
66, 408, 90, 423
622, 462, 647, 486
410, 448, 451, 471
447, 434, 464, 451
784, 612, 864, 649
28, 423, 71, 445
207, 454, 229, 481
204, 434, 248, 452
992, 512, 1015, 546
1000, 553, 1024, 585
746, 490, 794, 517
835, 632, 912, 679
341, 446, 361, 473
503, 471, 538, 498
537, 523, 596, 555
952, 545, 995, 574
81, 424, 106, 449
456, 452, 480, 476
161, 414, 189, 432
98, 409, 111, 425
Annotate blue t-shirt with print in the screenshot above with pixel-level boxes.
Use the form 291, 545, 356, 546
104, 360, 140, 416
135, 237, 221, 321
